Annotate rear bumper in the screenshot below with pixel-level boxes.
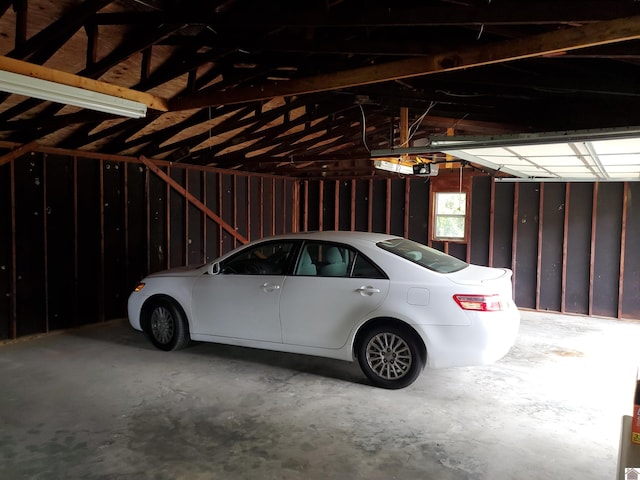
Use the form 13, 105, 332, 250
418, 303, 520, 368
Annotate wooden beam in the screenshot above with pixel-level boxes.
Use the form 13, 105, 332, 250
0, 56, 169, 111
138, 155, 248, 245
170, 16, 640, 110
212, 3, 640, 28
0, 140, 38, 167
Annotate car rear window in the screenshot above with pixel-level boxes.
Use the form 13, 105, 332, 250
376, 238, 468, 274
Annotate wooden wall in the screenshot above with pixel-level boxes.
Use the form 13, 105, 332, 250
0, 151, 296, 340
1, 148, 639, 340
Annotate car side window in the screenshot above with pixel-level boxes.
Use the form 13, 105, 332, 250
294, 242, 351, 277
221, 241, 296, 275
294, 242, 385, 279
351, 254, 387, 279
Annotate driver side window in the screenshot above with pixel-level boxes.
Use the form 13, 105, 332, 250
222, 241, 296, 275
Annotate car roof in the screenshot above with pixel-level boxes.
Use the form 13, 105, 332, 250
259, 230, 401, 245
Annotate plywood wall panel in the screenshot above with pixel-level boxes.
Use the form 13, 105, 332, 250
148, 168, 167, 274
564, 183, 592, 315
169, 168, 186, 268
75, 159, 101, 325
354, 180, 369, 232
306, 181, 320, 231
0, 163, 11, 339
371, 180, 387, 233
103, 161, 127, 319
407, 178, 430, 243
513, 183, 540, 309
390, 179, 405, 236
14, 155, 47, 335
221, 174, 235, 253
592, 183, 623, 318
205, 172, 220, 261
621, 182, 640, 319
338, 180, 352, 231
187, 170, 204, 266
470, 176, 491, 266
539, 183, 565, 312
126, 163, 147, 288
492, 182, 514, 269
44, 155, 75, 330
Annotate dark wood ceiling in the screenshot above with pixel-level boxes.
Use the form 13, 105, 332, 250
1, 0, 640, 177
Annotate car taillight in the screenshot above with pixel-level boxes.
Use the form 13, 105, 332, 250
453, 294, 504, 312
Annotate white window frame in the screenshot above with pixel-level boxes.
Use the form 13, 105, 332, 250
432, 191, 468, 242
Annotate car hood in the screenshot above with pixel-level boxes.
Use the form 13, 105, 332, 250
147, 264, 209, 278
445, 265, 513, 287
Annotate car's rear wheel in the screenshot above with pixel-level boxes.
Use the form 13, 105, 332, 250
357, 324, 424, 389
145, 298, 190, 351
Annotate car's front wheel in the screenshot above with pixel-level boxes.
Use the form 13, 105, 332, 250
145, 298, 190, 351
357, 324, 424, 389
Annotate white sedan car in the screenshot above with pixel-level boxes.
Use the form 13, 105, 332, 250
128, 231, 519, 389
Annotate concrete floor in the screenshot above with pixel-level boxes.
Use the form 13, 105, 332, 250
1, 311, 638, 480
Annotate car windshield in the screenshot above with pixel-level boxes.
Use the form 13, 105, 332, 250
376, 238, 468, 274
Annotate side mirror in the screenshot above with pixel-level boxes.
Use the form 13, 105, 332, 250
208, 262, 220, 275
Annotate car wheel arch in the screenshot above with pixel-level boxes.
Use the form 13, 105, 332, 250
140, 294, 190, 335
353, 317, 427, 367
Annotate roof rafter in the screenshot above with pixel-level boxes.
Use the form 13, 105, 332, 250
170, 15, 640, 111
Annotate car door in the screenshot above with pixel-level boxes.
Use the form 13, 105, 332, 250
279, 242, 390, 349
190, 240, 298, 343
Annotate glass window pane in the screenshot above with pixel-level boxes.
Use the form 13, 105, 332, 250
435, 216, 465, 239
436, 192, 466, 215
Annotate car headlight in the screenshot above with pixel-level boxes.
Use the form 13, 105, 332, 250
133, 282, 146, 292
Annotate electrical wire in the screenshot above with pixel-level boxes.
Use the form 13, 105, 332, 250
359, 104, 370, 152
399, 101, 436, 147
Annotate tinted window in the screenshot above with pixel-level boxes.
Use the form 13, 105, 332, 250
294, 241, 387, 279
352, 254, 386, 279
222, 241, 297, 275
377, 238, 468, 273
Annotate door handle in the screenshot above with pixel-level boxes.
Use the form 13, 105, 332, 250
262, 283, 281, 293
356, 286, 380, 296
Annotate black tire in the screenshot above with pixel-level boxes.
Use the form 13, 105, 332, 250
357, 324, 424, 389
145, 298, 190, 351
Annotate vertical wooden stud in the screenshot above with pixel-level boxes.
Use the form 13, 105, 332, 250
218, 173, 223, 256
73, 157, 79, 326
271, 178, 276, 235
618, 182, 629, 319
403, 178, 410, 238
511, 183, 519, 297
535, 183, 544, 311
202, 172, 207, 261
488, 178, 495, 267
303, 180, 309, 232
10, 158, 17, 339
43, 154, 49, 332
233, 175, 238, 248
334, 179, 340, 231
99, 159, 105, 321
588, 182, 599, 317
145, 165, 151, 274
561, 183, 570, 313
367, 179, 373, 232
385, 178, 391, 234
185, 171, 190, 263
259, 177, 264, 239
351, 179, 357, 232
124, 160, 129, 285
318, 180, 324, 231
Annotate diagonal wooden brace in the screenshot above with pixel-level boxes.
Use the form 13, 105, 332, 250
139, 155, 248, 245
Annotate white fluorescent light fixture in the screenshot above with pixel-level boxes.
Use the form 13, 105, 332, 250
0, 70, 147, 118
374, 159, 414, 175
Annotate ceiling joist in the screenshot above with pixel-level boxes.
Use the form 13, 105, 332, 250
171, 15, 640, 111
